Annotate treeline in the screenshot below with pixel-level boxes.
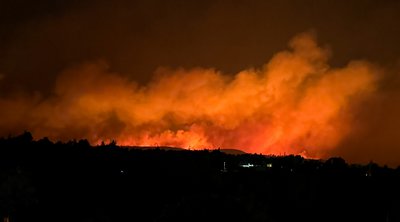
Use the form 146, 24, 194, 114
0, 132, 400, 222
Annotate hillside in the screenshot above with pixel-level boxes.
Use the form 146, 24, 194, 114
0, 132, 399, 222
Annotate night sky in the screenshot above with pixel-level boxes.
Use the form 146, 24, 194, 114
1, 0, 400, 166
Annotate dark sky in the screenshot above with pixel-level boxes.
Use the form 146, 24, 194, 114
1, 0, 400, 166
1, 0, 400, 92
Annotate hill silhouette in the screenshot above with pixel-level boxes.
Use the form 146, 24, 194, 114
0, 132, 400, 222
122, 146, 247, 155
122, 145, 186, 151
219, 148, 247, 155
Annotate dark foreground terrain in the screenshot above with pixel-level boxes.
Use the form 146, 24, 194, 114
1, 132, 400, 222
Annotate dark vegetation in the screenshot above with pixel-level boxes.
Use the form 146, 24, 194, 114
1, 132, 400, 222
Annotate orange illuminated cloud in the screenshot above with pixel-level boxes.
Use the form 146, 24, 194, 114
0, 32, 379, 159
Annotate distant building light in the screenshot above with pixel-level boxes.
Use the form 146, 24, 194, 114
267, 163, 273, 168
240, 163, 254, 168
221, 161, 227, 172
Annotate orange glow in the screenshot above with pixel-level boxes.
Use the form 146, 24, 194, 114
0, 32, 378, 158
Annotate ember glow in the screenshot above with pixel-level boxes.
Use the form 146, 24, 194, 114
0, 33, 378, 158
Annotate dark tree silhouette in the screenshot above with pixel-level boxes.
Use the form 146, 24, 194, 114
0, 132, 399, 222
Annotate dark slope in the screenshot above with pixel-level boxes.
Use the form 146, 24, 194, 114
0, 132, 400, 222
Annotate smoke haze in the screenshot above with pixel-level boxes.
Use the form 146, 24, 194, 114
0, 33, 382, 163
1, 0, 400, 166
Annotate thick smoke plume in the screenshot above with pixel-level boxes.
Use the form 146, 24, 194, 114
0, 33, 378, 158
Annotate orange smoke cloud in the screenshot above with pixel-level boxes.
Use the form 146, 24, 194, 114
0, 32, 379, 158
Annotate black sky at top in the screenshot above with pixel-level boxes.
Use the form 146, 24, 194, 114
0, 0, 399, 93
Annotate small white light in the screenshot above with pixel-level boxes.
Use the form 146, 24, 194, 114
240, 163, 254, 168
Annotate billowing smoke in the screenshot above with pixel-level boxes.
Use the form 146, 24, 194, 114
0, 32, 379, 159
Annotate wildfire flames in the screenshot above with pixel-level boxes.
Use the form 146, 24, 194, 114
0, 33, 378, 158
